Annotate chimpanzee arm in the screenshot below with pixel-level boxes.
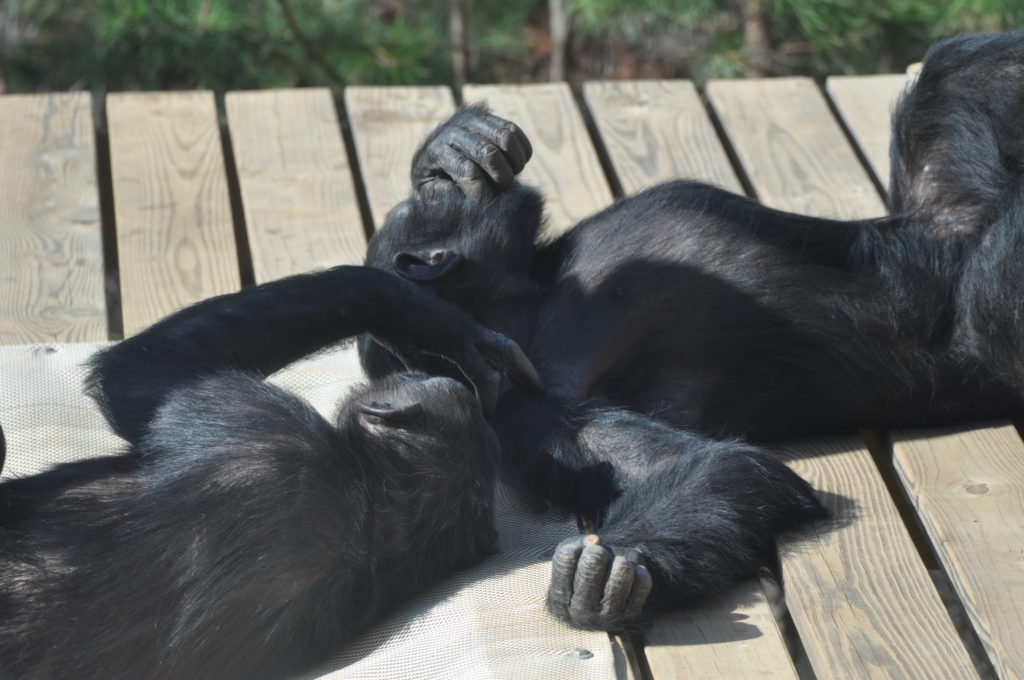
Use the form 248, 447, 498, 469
493, 394, 825, 632
88, 265, 539, 444
411, 104, 532, 200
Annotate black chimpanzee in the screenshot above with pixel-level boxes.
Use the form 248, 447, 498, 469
361, 30, 1024, 632
0, 267, 539, 680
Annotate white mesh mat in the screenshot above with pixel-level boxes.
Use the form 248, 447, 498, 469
0, 342, 616, 679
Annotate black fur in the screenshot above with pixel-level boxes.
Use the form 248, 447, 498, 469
362, 30, 1024, 630
2, 29, 1022, 675
0, 267, 504, 679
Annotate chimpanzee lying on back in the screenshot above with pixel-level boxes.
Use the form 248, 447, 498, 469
0, 268, 540, 680
361, 30, 1024, 631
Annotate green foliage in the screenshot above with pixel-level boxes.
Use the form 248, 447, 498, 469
0, 0, 1021, 93
767, 0, 1022, 73
1, 0, 452, 93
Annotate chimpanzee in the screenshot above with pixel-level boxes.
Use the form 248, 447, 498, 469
361, 30, 1024, 632
0, 266, 540, 680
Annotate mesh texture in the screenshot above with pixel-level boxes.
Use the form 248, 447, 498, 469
0, 342, 615, 680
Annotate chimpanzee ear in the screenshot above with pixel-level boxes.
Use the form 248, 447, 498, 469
356, 399, 425, 428
393, 250, 462, 282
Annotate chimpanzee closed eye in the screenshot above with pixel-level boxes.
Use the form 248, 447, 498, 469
363, 30, 1024, 632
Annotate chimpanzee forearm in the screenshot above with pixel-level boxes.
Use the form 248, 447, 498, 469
88, 265, 538, 444
87, 267, 420, 442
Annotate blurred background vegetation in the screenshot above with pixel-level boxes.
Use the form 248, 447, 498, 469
1, 0, 1021, 94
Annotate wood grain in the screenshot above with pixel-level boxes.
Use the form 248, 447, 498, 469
583, 80, 743, 195
585, 79, 796, 678
825, 75, 909, 189
107, 91, 240, 335
893, 424, 1024, 679
346, 86, 620, 678
831, 72, 1022, 677
0, 93, 106, 343
644, 580, 798, 679
462, 83, 613, 238
226, 88, 366, 280
709, 78, 978, 677
778, 438, 978, 678
706, 77, 887, 219
343, 86, 455, 229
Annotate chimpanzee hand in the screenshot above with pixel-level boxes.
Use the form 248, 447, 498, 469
369, 288, 542, 416
411, 104, 533, 200
547, 534, 653, 632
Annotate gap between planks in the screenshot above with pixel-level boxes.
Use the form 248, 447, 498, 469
708, 75, 987, 679
829, 73, 1024, 679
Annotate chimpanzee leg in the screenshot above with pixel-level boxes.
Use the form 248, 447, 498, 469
957, 189, 1024, 394
889, 30, 1024, 233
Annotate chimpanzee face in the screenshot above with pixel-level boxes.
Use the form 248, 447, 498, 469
366, 188, 543, 305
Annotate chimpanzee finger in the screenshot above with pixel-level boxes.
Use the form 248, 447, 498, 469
623, 563, 653, 621
548, 535, 588, 620
569, 542, 614, 626
447, 347, 502, 417
599, 555, 635, 618
476, 331, 543, 393
462, 113, 533, 175
429, 144, 494, 199
417, 176, 457, 201
442, 127, 517, 191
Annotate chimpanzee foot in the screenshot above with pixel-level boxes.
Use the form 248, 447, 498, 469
547, 534, 652, 632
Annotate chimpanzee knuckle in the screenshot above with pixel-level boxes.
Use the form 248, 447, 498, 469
571, 545, 612, 600
504, 122, 532, 161
622, 564, 653, 620
478, 144, 514, 187
549, 541, 582, 609
554, 536, 586, 558
454, 156, 482, 183
601, 556, 635, 597
496, 122, 521, 149
418, 178, 453, 201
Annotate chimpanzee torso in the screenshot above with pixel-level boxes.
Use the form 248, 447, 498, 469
452, 181, 1011, 441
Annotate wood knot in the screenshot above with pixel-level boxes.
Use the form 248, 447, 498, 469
964, 482, 989, 495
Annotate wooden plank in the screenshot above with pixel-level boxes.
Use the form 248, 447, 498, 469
584, 79, 797, 679
583, 80, 743, 195
707, 78, 979, 678
826, 75, 909, 189
463, 83, 613, 238
345, 84, 617, 678
830, 72, 1023, 677
107, 92, 240, 336
707, 77, 886, 219
644, 580, 799, 679
343, 86, 455, 230
225, 88, 366, 281
893, 424, 1024, 679
779, 438, 977, 678
0, 93, 106, 343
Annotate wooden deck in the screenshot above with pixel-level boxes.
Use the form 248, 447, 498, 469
1, 77, 1022, 679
